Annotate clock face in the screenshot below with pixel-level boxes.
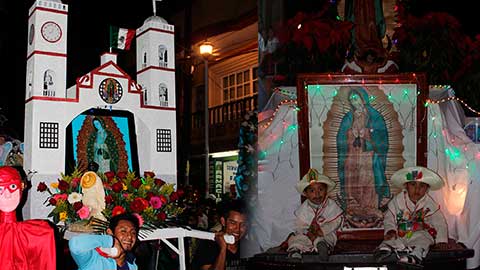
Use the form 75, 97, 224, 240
29, 24, 35, 45
99, 78, 123, 104
41, 21, 62, 43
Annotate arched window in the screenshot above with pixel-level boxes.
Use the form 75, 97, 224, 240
43, 70, 55, 97
27, 70, 33, 97
143, 51, 147, 68
158, 45, 168, 68
141, 84, 148, 105
158, 83, 168, 107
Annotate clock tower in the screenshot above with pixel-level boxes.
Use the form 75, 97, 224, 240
26, 0, 68, 99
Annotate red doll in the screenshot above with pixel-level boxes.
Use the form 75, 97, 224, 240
0, 166, 56, 269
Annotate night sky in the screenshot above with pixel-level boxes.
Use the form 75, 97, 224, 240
0, 0, 478, 139
0, 0, 183, 138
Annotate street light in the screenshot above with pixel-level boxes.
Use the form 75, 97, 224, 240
200, 41, 213, 197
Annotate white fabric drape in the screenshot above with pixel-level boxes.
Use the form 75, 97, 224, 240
427, 86, 480, 269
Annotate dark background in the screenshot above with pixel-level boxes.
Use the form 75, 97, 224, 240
0, 0, 188, 138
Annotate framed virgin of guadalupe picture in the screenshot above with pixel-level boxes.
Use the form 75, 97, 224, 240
296, 73, 428, 239
65, 108, 139, 175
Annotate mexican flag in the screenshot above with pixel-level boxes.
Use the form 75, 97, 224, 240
110, 26, 135, 50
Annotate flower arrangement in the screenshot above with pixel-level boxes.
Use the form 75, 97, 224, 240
37, 169, 184, 227
271, 8, 353, 85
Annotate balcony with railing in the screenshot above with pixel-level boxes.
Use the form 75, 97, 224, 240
190, 94, 257, 154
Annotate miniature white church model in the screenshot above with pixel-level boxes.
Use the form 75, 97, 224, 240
23, 0, 177, 219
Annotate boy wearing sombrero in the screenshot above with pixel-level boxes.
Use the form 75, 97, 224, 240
374, 166, 449, 267
287, 168, 343, 260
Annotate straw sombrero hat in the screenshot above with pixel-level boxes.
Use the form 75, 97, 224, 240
391, 166, 444, 191
296, 168, 336, 194
80, 171, 99, 189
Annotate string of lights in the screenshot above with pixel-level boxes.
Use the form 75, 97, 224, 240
426, 96, 480, 116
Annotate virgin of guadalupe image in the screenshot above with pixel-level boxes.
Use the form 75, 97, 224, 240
322, 86, 405, 229
75, 116, 129, 174
91, 118, 111, 173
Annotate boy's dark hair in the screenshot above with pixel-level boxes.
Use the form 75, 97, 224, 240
109, 213, 140, 233
220, 199, 248, 219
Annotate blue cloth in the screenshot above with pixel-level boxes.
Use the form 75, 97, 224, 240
337, 87, 390, 206
69, 234, 137, 270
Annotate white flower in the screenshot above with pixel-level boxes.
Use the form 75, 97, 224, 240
68, 192, 83, 204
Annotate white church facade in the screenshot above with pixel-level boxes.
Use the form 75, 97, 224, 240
23, 0, 177, 219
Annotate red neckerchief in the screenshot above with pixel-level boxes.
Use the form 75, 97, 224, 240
95, 247, 110, 258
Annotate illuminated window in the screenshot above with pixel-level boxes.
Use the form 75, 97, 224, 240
222, 66, 257, 103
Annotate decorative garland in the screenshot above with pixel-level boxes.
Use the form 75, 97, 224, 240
234, 110, 257, 204
426, 96, 480, 116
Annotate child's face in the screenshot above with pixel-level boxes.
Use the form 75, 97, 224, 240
303, 182, 327, 205
405, 182, 429, 203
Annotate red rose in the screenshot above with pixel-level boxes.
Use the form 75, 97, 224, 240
117, 171, 128, 179
144, 171, 155, 178
73, 201, 83, 211
169, 192, 179, 201
428, 228, 437, 238
130, 198, 149, 213
131, 178, 142, 189
154, 178, 165, 187
112, 182, 124, 193
71, 178, 81, 189
104, 171, 115, 180
37, 182, 48, 192
157, 211, 167, 221
49, 198, 57, 206
159, 195, 168, 205
58, 180, 70, 191
146, 192, 155, 200
112, 206, 126, 217
105, 195, 114, 204
176, 189, 185, 198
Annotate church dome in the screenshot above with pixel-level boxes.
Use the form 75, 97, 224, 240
144, 15, 168, 24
